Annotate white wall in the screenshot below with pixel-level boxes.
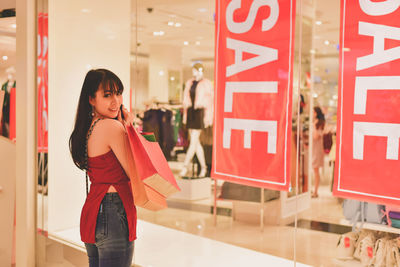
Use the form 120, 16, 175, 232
48, 0, 131, 233
148, 44, 182, 103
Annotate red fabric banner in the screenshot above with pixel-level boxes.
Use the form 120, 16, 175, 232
212, 0, 296, 191
333, 0, 400, 205
38, 13, 49, 152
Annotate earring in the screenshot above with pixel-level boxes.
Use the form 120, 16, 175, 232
89, 106, 95, 118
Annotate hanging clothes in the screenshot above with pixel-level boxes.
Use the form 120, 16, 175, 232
1, 81, 16, 139
142, 108, 176, 160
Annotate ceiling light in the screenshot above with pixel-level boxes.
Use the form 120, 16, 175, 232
167, 21, 174, 26
315, 20, 322, 25
81, 9, 91, 13
2, 56, 8, 61
324, 40, 330, 45
159, 70, 164, 76
183, 41, 189, 46
309, 49, 316, 54
195, 41, 201, 45
10, 24, 16, 29
170, 77, 175, 81
198, 8, 207, 13
333, 94, 338, 100
175, 22, 181, 27
313, 93, 318, 98
153, 31, 165, 36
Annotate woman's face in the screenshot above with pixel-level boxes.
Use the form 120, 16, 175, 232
89, 85, 122, 119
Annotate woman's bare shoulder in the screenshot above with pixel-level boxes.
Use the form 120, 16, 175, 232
96, 118, 125, 135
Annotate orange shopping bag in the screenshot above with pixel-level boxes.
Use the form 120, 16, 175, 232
126, 124, 180, 198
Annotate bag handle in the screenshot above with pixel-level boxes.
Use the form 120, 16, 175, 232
84, 118, 103, 196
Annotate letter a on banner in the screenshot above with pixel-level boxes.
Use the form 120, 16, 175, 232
333, 0, 400, 205
212, 0, 296, 191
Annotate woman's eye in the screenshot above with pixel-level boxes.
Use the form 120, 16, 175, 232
104, 94, 110, 97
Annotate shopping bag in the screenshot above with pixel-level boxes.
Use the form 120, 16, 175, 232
126, 124, 180, 198
124, 130, 167, 211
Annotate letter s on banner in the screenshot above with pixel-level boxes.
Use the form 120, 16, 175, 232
212, 0, 296, 191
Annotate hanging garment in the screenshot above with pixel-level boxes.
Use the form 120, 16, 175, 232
142, 109, 176, 160
9, 86, 16, 141
1, 81, 10, 137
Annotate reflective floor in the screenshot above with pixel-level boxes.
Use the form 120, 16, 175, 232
39, 185, 355, 267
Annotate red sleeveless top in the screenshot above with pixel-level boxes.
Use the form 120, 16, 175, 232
80, 149, 137, 243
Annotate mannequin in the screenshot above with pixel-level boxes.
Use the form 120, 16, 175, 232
180, 63, 213, 177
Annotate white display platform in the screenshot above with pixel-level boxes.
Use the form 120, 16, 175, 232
50, 220, 311, 267
340, 219, 400, 234
170, 177, 211, 201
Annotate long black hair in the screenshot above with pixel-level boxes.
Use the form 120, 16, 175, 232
314, 106, 325, 130
69, 69, 124, 170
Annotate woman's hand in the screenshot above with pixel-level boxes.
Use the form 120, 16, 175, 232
117, 105, 135, 126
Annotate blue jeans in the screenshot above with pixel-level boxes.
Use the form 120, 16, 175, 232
85, 193, 134, 267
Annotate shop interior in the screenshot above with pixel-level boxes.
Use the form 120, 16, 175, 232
0, 0, 399, 266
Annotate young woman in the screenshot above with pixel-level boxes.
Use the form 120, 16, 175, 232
311, 106, 325, 198
69, 69, 142, 267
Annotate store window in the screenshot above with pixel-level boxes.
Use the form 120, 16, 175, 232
33, 0, 400, 266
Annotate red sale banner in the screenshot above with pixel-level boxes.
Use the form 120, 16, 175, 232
38, 13, 48, 152
212, 0, 296, 191
333, 0, 400, 205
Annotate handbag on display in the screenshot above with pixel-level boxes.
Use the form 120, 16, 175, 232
359, 232, 376, 266
336, 231, 358, 260
384, 205, 400, 227
385, 239, 400, 267
354, 230, 373, 260
125, 124, 180, 198
365, 203, 385, 224
370, 237, 390, 267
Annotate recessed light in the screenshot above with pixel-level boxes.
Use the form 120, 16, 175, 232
167, 21, 174, 26
313, 93, 318, 98
170, 77, 175, 81
2, 56, 8, 61
175, 22, 181, 27
81, 9, 91, 13
198, 8, 207, 13
309, 49, 316, 54
10, 24, 16, 29
315, 20, 322, 25
195, 41, 201, 45
324, 40, 330, 45
183, 41, 189, 46
153, 31, 165, 36
159, 70, 164, 76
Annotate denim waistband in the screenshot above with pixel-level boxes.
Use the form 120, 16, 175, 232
103, 192, 121, 202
